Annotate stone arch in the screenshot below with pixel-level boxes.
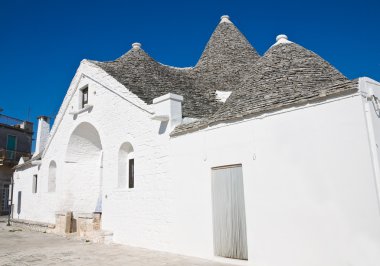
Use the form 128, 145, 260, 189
118, 142, 134, 188
48, 160, 57, 192
62, 122, 103, 213
65, 122, 102, 163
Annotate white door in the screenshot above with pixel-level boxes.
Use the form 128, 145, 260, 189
212, 165, 248, 260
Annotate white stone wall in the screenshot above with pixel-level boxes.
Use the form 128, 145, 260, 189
359, 77, 380, 206
13, 60, 175, 251
169, 93, 380, 266
13, 165, 52, 220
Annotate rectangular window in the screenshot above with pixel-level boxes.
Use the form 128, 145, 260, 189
128, 158, 134, 188
32, 175, 38, 193
81, 87, 88, 108
6, 135, 17, 159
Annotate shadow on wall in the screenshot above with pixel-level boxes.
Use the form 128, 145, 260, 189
159, 121, 168, 135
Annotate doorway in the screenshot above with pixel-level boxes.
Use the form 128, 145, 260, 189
211, 164, 248, 260
0, 185, 10, 215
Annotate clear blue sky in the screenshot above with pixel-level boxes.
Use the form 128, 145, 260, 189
1, 0, 379, 127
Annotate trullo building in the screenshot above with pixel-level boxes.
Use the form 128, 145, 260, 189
12, 15, 380, 266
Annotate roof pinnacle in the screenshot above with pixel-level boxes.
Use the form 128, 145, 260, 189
272, 34, 293, 47
132, 42, 141, 50
276, 34, 288, 42
220, 15, 232, 24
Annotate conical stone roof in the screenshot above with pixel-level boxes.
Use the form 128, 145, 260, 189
209, 39, 349, 122
92, 16, 260, 119
193, 15, 260, 92
90, 19, 356, 135
92, 46, 220, 118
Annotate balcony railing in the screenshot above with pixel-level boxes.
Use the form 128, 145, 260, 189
0, 114, 33, 132
0, 149, 31, 166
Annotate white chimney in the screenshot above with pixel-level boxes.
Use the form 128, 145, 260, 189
151, 93, 183, 131
34, 116, 50, 156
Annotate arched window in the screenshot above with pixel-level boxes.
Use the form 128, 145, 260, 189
48, 161, 57, 192
118, 142, 134, 189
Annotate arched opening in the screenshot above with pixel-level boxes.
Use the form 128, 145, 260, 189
63, 122, 103, 213
65, 122, 102, 163
118, 142, 134, 188
48, 161, 57, 192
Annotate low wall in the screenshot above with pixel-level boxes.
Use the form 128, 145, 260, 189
54, 211, 111, 243
10, 218, 55, 233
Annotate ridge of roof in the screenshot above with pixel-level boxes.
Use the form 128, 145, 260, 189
13, 152, 41, 170
157, 61, 193, 71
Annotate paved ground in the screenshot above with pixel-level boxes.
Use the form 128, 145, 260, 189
0, 219, 234, 266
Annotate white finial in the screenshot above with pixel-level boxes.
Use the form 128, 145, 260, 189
276, 34, 288, 42
272, 34, 292, 47
132, 42, 141, 50
220, 15, 232, 23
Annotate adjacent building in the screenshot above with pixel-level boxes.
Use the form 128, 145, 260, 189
0, 112, 33, 215
11, 16, 380, 266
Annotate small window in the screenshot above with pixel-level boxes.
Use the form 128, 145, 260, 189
6, 135, 17, 159
129, 158, 134, 188
32, 175, 38, 193
81, 87, 88, 108
118, 142, 134, 189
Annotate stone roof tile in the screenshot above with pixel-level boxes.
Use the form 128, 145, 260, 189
92, 48, 220, 118
193, 18, 260, 92
89, 18, 355, 137
92, 16, 260, 118
210, 42, 349, 122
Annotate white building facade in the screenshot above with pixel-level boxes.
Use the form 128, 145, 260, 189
12, 16, 380, 266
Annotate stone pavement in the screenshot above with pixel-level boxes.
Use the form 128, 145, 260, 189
0, 219, 236, 266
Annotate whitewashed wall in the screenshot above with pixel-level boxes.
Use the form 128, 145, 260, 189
13, 61, 175, 251
13, 164, 57, 221
169, 92, 380, 266
359, 77, 380, 205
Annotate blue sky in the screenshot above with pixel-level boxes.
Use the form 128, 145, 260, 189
1, 0, 379, 129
